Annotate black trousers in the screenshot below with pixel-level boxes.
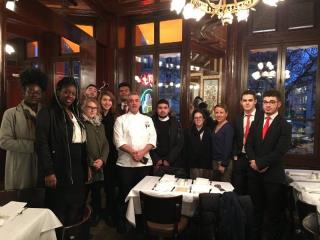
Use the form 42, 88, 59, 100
87, 181, 103, 216
45, 185, 86, 226
117, 166, 152, 223
248, 175, 286, 240
104, 163, 120, 223
232, 154, 249, 195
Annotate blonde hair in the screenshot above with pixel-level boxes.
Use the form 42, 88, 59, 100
81, 98, 101, 117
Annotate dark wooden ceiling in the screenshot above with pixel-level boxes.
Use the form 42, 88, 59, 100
37, 0, 226, 54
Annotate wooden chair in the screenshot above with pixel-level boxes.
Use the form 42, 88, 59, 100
296, 199, 318, 240
0, 190, 18, 206
139, 191, 188, 239
17, 188, 45, 208
303, 213, 320, 240
61, 205, 91, 240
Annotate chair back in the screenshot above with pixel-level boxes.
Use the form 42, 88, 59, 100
0, 190, 18, 206
61, 205, 91, 240
296, 199, 317, 223
140, 191, 182, 225
302, 213, 320, 240
17, 188, 45, 208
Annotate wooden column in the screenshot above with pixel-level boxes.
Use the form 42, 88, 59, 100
0, 0, 6, 188
224, 22, 246, 123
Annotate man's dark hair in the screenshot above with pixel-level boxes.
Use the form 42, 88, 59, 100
241, 89, 257, 100
85, 84, 97, 90
156, 98, 169, 107
198, 102, 208, 110
20, 68, 48, 91
263, 89, 282, 101
118, 82, 131, 90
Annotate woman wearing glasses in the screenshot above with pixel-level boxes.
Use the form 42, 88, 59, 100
82, 98, 109, 226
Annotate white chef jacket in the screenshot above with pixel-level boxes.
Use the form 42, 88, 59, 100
114, 111, 157, 167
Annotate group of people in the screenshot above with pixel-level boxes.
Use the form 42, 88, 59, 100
0, 67, 292, 240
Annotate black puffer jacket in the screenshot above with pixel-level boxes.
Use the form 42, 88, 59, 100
36, 97, 87, 186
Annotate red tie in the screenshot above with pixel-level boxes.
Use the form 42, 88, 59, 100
262, 117, 271, 139
244, 114, 251, 144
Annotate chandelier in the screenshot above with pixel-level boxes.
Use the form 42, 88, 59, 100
170, 0, 285, 25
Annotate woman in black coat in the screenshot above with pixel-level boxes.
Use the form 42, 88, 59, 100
36, 77, 87, 226
184, 109, 213, 180
99, 91, 119, 227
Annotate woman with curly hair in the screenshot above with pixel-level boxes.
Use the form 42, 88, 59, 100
0, 68, 47, 190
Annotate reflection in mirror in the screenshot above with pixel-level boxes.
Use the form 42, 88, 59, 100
285, 45, 318, 155
134, 55, 154, 115
247, 48, 277, 108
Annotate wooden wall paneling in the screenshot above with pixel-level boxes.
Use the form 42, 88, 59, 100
0, 0, 6, 186
80, 40, 97, 88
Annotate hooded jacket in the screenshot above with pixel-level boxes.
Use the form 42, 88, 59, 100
36, 90, 87, 186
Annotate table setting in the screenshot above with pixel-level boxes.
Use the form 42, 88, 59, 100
125, 175, 233, 226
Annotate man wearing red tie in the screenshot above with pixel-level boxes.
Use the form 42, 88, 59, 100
246, 89, 291, 240
233, 90, 262, 195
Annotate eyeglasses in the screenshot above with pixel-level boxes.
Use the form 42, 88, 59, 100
263, 100, 277, 105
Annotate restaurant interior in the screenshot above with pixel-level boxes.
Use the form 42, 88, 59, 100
0, 0, 319, 239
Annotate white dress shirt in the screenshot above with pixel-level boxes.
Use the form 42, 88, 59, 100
114, 112, 157, 167
263, 111, 278, 126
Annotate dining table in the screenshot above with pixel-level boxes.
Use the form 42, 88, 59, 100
0, 207, 62, 240
125, 175, 234, 226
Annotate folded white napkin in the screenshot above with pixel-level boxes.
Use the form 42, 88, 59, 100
191, 184, 211, 193
160, 174, 176, 183
195, 177, 210, 185
154, 182, 175, 192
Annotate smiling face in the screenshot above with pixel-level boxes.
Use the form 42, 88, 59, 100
240, 94, 257, 113
128, 94, 140, 114
84, 100, 98, 119
193, 112, 205, 128
24, 84, 42, 106
85, 86, 98, 98
263, 96, 281, 116
214, 107, 228, 123
57, 84, 77, 107
100, 94, 113, 112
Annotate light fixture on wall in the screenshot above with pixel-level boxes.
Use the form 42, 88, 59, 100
5, 44, 15, 55
5, 0, 18, 11
170, 0, 285, 25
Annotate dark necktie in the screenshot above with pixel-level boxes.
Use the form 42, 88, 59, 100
262, 116, 271, 139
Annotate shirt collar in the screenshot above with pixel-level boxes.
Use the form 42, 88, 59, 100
264, 111, 278, 120
244, 108, 256, 117
158, 116, 169, 122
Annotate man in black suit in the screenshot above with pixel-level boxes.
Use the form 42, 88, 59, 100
233, 90, 261, 195
246, 89, 292, 240
116, 82, 131, 115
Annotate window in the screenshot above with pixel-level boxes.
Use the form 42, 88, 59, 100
247, 48, 278, 107
61, 37, 80, 54
134, 23, 154, 46
160, 19, 182, 44
76, 24, 94, 37
134, 55, 154, 114
159, 53, 181, 118
26, 41, 39, 58
284, 45, 318, 155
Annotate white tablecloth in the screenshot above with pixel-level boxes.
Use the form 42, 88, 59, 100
125, 175, 234, 226
286, 168, 320, 182
0, 208, 62, 240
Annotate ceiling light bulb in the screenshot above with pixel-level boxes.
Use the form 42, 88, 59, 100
5, 44, 15, 55
182, 3, 195, 20
6, 0, 15, 11
263, 0, 279, 7
170, 0, 186, 14
221, 12, 234, 25
252, 71, 261, 80
236, 9, 249, 22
